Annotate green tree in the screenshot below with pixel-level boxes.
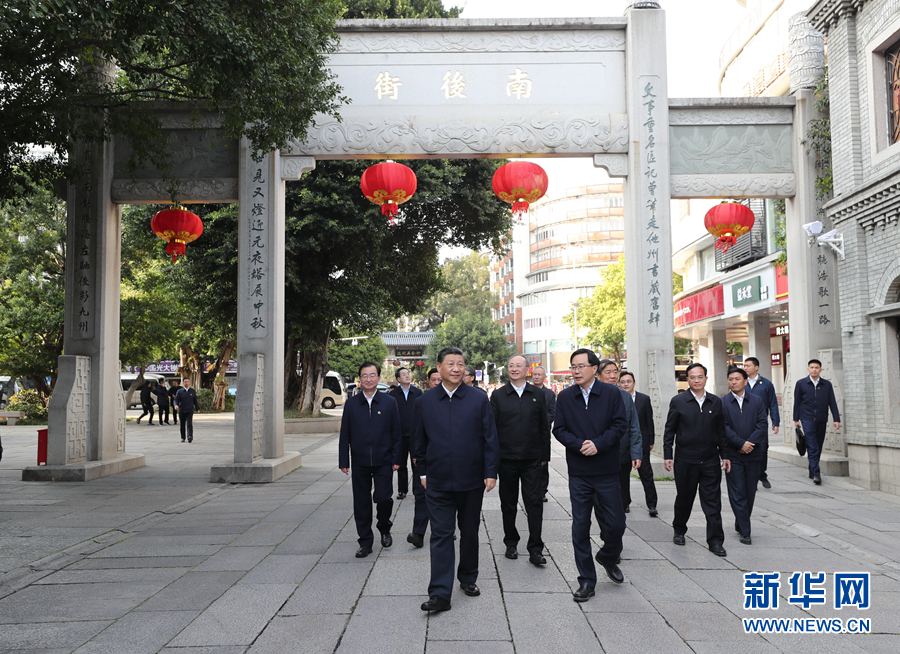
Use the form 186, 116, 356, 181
427, 311, 510, 382
343, 0, 460, 19
0, 0, 345, 201
327, 334, 389, 382
416, 251, 494, 329
0, 176, 66, 401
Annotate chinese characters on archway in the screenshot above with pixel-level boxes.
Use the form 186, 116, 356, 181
373, 69, 534, 101
248, 154, 268, 335
642, 82, 662, 329
75, 146, 94, 339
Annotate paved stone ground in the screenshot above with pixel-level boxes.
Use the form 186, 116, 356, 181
1, 414, 899, 653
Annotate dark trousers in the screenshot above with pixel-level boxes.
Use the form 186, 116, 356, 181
179, 412, 194, 441
172, 405, 178, 424
637, 449, 658, 509
539, 460, 550, 498
673, 458, 725, 546
618, 460, 633, 508
759, 446, 769, 481
158, 406, 170, 423
726, 459, 763, 537
425, 486, 484, 602
351, 464, 393, 547
498, 458, 544, 555
138, 403, 155, 423
571, 474, 624, 586
802, 421, 827, 477
396, 437, 411, 495
410, 461, 429, 536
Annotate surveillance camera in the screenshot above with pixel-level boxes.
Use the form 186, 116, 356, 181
802, 221, 824, 237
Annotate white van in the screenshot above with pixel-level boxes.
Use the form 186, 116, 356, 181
321, 371, 346, 409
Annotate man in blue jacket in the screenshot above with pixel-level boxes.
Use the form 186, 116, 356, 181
339, 362, 402, 558
743, 357, 780, 489
388, 367, 428, 547
722, 367, 768, 545
413, 347, 499, 613
792, 358, 841, 485
553, 348, 627, 602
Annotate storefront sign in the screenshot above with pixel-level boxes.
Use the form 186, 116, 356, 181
395, 347, 424, 357
771, 353, 782, 366
674, 285, 724, 328
732, 275, 769, 307
770, 324, 789, 337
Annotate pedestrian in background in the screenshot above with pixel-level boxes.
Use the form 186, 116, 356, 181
174, 379, 198, 443
743, 356, 779, 489
793, 358, 840, 485
136, 380, 156, 425
618, 371, 658, 517
156, 378, 171, 425
530, 366, 556, 503
167, 379, 180, 425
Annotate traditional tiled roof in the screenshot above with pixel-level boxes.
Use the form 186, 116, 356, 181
380, 331, 435, 346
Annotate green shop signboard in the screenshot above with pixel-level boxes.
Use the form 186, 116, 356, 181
732, 276, 769, 307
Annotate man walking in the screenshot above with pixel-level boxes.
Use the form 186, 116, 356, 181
167, 379, 180, 425
743, 357, 779, 489
339, 362, 402, 558
722, 367, 768, 545
531, 366, 556, 503
618, 371, 658, 517
596, 360, 642, 518
173, 378, 198, 443
136, 380, 156, 425
156, 378, 171, 425
793, 359, 840, 485
389, 367, 422, 501
663, 363, 731, 557
413, 347, 499, 613
553, 348, 627, 602
490, 354, 551, 565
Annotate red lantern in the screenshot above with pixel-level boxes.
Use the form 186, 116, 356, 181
492, 161, 549, 221
703, 202, 755, 253
151, 206, 204, 262
360, 161, 417, 225
415, 360, 424, 367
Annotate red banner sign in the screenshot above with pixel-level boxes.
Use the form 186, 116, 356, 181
674, 285, 724, 328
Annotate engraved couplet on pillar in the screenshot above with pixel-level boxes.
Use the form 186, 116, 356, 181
69, 143, 98, 342
639, 75, 665, 335
245, 151, 270, 340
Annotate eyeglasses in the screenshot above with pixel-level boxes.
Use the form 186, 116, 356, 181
360, 374, 379, 380
687, 375, 706, 381
569, 364, 595, 371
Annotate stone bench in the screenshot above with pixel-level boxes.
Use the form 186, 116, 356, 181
0, 411, 26, 426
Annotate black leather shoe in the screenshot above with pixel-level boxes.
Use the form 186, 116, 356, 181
542, 495, 548, 503
188, 438, 192, 443
813, 475, 822, 485
761, 478, 772, 489
136, 417, 141, 424
572, 583, 595, 602
407, 533, 424, 548
599, 560, 624, 584
355, 545, 372, 558
739, 535, 752, 545
673, 533, 685, 546
421, 596, 451, 612
648, 507, 658, 517
529, 552, 546, 566
505, 546, 518, 560
148, 422, 155, 425
709, 543, 727, 557
380, 532, 392, 548
397, 492, 407, 500
623, 505, 630, 513
460, 582, 480, 596
809, 471, 814, 479
181, 439, 186, 443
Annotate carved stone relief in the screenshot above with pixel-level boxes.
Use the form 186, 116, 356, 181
114, 129, 238, 180
668, 108, 793, 126
788, 14, 826, 94
281, 156, 316, 180
117, 389, 126, 453
593, 154, 628, 177
646, 350, 664, 440
337, 30, 626, 54
670, 174, 796, 198
66, 357, 90, 465
252, 356, 265, 462
291, 115, 628, 157
111, 178, 238, 204
669, 125, 793, 175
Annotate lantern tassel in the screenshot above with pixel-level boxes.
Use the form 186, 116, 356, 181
715, 235, 737, 253
166, 241, 187, 262
512, 199, 530, 223
381, 201, 399, 226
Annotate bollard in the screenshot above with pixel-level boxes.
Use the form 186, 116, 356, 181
37, 428, 48, 466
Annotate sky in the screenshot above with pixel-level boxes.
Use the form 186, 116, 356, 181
437, 0, 748, 259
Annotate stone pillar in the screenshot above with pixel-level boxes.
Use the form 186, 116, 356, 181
706, 324, 728, 397
23, 127, 145, 480
623, 5, 675, 438
211, 149, 313, 483
747, 313, 772, 380
785, 16, 843, 398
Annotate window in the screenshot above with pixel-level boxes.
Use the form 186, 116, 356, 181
530, 271, 549, 284
888, 40, 900, 144
524, 340, 542, 354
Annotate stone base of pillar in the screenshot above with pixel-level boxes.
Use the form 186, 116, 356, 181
21, 453, 146, 482
209, 451, 302, 484
767, 445, 850, 477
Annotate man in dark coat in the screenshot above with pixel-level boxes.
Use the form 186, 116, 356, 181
155, 378, 171, 425
618, 371, 658, 517
413, 347, 500, 613
531, 366, 556, 503
167, 379, 180, 425
339, 362, 402, 558
173, 378, 199, 442
490, 354, 551, 565
596, 360, 642, 518
722, 367, 768, 545
137, 380, 156, 425
792, 358, 841, 485
553, 348, 627, 603
388, 367, 428, 547
664, 362, 731, 557
743, 357, 780, 489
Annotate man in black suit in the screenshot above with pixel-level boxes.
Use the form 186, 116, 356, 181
618, 371, 658, 517
553, 348, 627, 602
792, 358, 840, 485
136, 380, 156, 425
663, 362, 731, 557
167, 379, 180, 425
490, 354, 551, 565
413, 347, 499, 613
722, 366, 768, 545
339, 362, 402, 558
531, 366, 556, 503
173, 379, 198, 442
388, 367, 429, 547
743, 357, 780, 489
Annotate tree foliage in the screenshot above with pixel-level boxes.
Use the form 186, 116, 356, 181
327, 334, 389, 382
427, 311, 510, 381
415, 251, 494, 330
343, 0, 460, 19
0, 0, 346, 201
